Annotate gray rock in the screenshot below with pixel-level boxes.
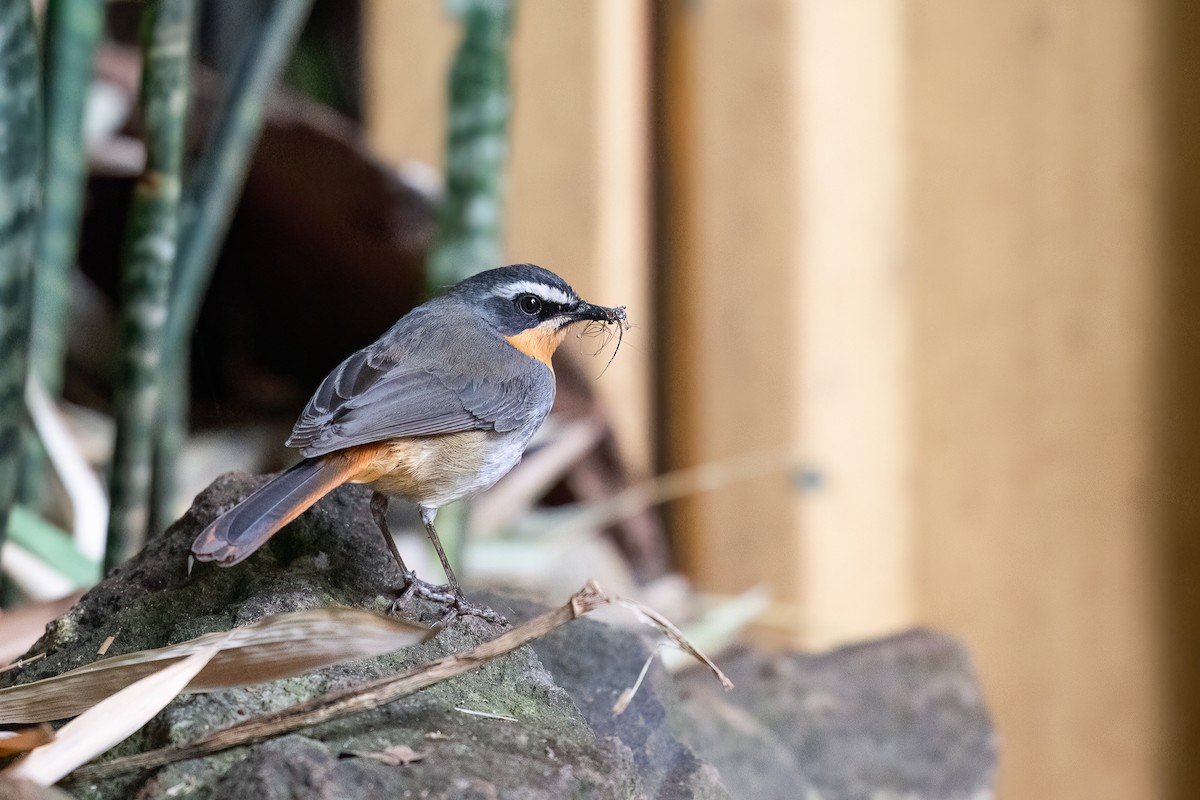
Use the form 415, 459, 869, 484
1, 473, 996, 799
675, 631, 998, 800
513, 606, 729, 800
3, 475, 650, 799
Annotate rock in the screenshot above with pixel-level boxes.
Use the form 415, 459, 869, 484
1, 472, 996, 799
675, 631, 998, 800
512, 605, 729, 800
2, 475, 650, 799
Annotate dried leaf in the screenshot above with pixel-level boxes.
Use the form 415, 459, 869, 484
4, 644, 221, 786
614, 597, 734, 691
0, 726, 54, 756
344, 743, 427, 766
0, 608, 431, 723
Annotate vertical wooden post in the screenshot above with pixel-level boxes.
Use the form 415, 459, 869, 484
1159, 4, 1200, 796
796, 0, 911, 644
361, 1, 455, 168
659, 0, 806, 639
505, 0, 652, 471
660, 0, 910, 646
908, 2, 1165, 797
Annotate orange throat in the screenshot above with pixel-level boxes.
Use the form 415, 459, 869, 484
505, 325, 569, 368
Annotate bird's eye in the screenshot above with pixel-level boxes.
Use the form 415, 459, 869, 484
516, 294, 542, 315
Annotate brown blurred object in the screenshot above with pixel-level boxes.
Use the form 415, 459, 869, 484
76, 46, 436, 423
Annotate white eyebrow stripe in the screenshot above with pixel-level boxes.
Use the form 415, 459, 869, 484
494, 280, 576, 306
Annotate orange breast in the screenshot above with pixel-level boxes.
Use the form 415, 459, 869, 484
505, 325, 569, 368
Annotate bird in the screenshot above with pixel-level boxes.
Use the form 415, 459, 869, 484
191, 264, 626, 621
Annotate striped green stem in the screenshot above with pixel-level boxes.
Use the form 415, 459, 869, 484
105, 0, 195, 571
427, 0, 514, 291
0, 0, 43, 562
22, 0, 104, 505
152, 0, 316, 529
31, 0, 103, 397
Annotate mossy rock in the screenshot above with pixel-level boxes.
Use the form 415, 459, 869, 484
3, 475, 721, 799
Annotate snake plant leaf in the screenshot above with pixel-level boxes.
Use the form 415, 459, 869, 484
427, 0, 515, 289
153, 0, 316, 528
105, 0, 196, 569
18, 0, 105, 507
30, 0, 104, 399
0, 0, 42, 556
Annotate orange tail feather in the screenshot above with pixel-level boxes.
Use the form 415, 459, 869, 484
192, 456, 357, 567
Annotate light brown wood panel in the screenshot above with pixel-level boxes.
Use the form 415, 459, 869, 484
795, 0, 911, 646
361, 1, 456, 167
362, 1, 652, 472
506, 0, 652, 472
659, 0, 808, 636
908, 2, 1165, 798
661, 0, 911, 647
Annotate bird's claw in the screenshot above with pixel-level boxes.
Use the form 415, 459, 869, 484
388, 573, 507, 625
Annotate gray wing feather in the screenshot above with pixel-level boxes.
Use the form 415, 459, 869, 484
286, 305, 554, 458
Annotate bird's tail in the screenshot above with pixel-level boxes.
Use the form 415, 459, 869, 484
192, 456, 357, 567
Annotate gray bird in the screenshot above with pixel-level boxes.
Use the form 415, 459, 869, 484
192, 264, 626, 620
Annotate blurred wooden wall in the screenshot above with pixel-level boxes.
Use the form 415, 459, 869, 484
363, 2, 1200, 799
658, 0, 911, 647
909, 3, 1167, 799
362, 0, 652, 473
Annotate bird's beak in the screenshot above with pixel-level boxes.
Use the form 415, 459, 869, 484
565, 301, 626, 324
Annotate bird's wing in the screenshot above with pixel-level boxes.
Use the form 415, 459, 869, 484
286, 318, 553, 458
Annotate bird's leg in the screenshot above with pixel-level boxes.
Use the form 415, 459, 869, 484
419, 506, 463, 598
418, 506, 505, 624
371, 492, 413, 583
373, 492, 451, 612
374, 496, 503, 624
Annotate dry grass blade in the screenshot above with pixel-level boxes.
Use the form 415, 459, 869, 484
612, 652, 655, 716
0, 654, 45, 677
0, 726, 54, 756
73, 582, 613, 781
0, 608, 431, 723
659, 587, 770, 674
4, 644, 221, 787
342, 744, 427, 766
613, 597, 734, 691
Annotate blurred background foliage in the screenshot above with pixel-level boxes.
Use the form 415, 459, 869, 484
1, 0, 539, 593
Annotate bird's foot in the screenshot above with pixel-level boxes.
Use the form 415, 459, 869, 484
388, 573, 507, 626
